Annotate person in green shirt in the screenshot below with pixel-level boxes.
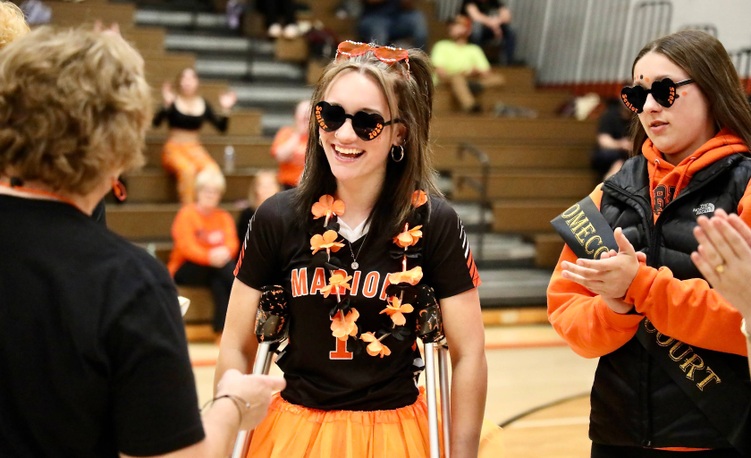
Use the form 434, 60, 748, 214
430, 14, 504, 113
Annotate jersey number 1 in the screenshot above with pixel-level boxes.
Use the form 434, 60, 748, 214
329, 338, 353, 360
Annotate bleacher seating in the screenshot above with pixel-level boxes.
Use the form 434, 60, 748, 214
45, 0, 599, 339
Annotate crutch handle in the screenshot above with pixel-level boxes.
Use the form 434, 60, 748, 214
255, 285, 288, 343
231, 285, 288, 458
415, 284, 444, 343
414, 284, 450, 457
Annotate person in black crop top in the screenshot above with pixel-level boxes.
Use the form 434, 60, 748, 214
153, 67, 237, 205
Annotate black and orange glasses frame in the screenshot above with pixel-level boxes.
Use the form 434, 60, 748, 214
314, 101, 402, 141
621, 77, 694, 114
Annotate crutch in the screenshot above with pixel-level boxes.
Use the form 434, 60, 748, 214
416, 285, 451, 458
231, 285, 288, 458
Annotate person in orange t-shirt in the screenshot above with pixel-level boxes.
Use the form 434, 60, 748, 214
168, 169, 239, 334
271, 99, 309, 189
547, 30, 751, 456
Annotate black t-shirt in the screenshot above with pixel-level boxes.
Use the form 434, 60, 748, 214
598, 103, 630, 140
0, 196, 204, 457
236, 205, 256, 245
235, 190, 480, 410
362, 0, 401, 15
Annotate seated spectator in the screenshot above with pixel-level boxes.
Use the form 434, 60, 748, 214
236, 169, 280, 240
431, 14, 504, 113
591, 97, 632, 180
271, 99, 310, 189
225, 0, 247, 31
358, 0, 428, 50
256, 0, 299, 38
18, 0, 50, 25
168, 169, 239, 336
461, 0, 518, 65
153, 67, 237, 205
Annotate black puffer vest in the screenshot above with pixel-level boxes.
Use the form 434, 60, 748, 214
591, 153, 751, 449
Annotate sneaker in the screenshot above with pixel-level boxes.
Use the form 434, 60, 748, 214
267, 23, 282, 38
282, 23, 300, 39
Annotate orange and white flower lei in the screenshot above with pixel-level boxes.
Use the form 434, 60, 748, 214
309, 190, 428, 358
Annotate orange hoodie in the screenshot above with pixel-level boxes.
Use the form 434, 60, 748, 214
548, 130, 751, 359
167, 204, 240, 276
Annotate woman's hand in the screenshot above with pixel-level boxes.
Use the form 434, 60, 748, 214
692, 209, 751, 318
208, 246, 231, 267
561, 227, 641, 310
219, 90, 237, 112
214, 369, 285, 430
161, 81, 175, 107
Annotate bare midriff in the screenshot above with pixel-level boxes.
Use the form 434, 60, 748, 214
166, 128, 202, 143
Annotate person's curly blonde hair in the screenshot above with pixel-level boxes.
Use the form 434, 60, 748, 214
0, 1, 29, 50
0, 27, 152, 194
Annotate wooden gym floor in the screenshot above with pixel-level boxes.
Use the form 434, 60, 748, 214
188, 311, 598, 457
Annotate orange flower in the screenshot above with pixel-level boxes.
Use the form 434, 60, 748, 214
331, 308, 359, 341
310, 230, 345, 256
321, 271, 352, 298
380, 296, 414, 326
388, 266, 423, 285
361, 332, 392, 358
411, 190, 428, 208
393, 224, 423, 248
311, 194, 345, 225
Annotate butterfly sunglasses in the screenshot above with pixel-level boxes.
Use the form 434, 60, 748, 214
620, 77, 694, 114
314, 101, 402, 141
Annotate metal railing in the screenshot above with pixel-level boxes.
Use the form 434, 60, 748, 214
431, 0, 751, 96
506, 0, 672, 88
730, 48, 751, 94
455, 143, 490, 261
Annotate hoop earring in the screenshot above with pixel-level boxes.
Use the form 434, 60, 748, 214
112, 178, 127, 202
390, 145, 404, 163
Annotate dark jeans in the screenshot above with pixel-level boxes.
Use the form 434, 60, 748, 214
592, 444, 743, 458
358, 10, 428, 50
174, 261, 234, 332
470, 22, 517, 65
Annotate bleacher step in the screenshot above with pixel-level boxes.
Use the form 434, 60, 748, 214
144, 135, 276, 169
452, 170, 597, 200
477, 268, 552, 307
492, 199, 573, 233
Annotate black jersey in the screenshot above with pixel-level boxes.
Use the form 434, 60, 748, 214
235, 190, 480, 410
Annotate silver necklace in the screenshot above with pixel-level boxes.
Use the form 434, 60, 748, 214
348, 233, 368, 270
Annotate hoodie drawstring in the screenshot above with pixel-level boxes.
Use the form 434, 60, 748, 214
674, 156, 696, 200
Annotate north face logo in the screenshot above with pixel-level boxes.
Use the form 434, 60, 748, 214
693, 203, 716, 216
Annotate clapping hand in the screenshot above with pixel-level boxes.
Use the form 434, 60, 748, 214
561, 227, 643, 313
692, 209, 751, 318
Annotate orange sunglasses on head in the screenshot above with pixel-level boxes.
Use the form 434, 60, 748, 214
335, 40, 410, 73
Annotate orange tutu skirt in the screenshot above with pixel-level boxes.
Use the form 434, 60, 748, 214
247, 392, 504, 458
